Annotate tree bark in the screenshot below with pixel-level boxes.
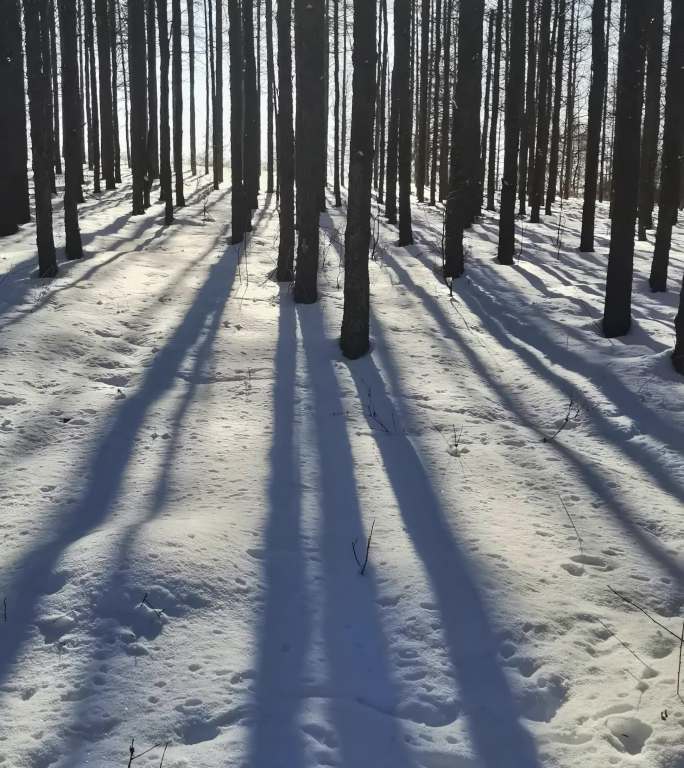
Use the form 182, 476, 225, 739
146, 0, 158, 180
228, 0, 246, 243
243, 0, 259, 215
562, 0, 576, 199
214, 0, 223, 186
415, 0, 430, 202
157, 0, 173, 222
49, 0, 62, 177
109, 0, 121, 183
340, 0, 377, 359
545, 0, 565, 214
486, 0, 502, 211
266, 0, 275, 192
276, 0, 294, 279
171, 0, 185, 206
518, 0, 535, 215
498, 0, 525, 264
481, 10, 494, 200
129, 0, 147, 214
84, 0, 100, 190
428, 0, 442, 205
438, 0, 453, 201
396, 0, 414, 245
529, 0, 552, 222
385, 64, 399, 223
95, 0, 115, 187
602, 0, 648, 337
333, 0, 342, 206
186, 0, 197, 175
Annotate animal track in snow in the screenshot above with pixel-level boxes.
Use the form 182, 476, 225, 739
605, 715, 652, 755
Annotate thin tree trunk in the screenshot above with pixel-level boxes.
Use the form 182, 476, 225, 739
84, 0, 100, 190
243, 0, 259, 215
23, 0, 58, 275
428, 0, 442, 205
276, 0, 294, 278
598, 0, 612, 202
385, 65, 399, 222
49, 0, 62, 176
396, 0, 413, 245
187, 0, 197, 175
266, 0, 275, 191
95, 0, 115, 187
529, 0, 552, 222
415, 0, 430, 202
214, 0, 223, 186
147, 0, 158, 180
498, 0, 525, 264
203, 0, 209, 175
109, 0, 121, 183
333, 0, 342, 205
579, 0, 607, 250
545, 0, 565, 214
129, 0, 146, 214
486, 0, 502, 211
481, 10, 494, 198
228, 0, 246, 242
171, 0, 185, 206
116, 0, 130, 166
157, 0, 172, 222
518, 0, 535, 215
341, 0, 347, 187
562, 0, 576, 199
439, 0, 452, 200
650, 0, 683, 294
340, 0, 377, 359
378, 0, 388, 203
602, 0, 648, 337
57, 0, 84, 257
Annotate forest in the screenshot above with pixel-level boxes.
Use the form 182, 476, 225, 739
0, 0, 683, 766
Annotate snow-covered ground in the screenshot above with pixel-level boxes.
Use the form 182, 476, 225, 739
0, 173, 683, 768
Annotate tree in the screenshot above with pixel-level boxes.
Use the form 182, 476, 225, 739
579, 0, 607, 251
228, 0, 246, 243
637, 0, 663, 240
48, 0, 62, 178
545, 0, 565, 214
0, 0, 31, 235
518, 0, 535, 216
602, 0, 648, 338
649, 0, 683, 293
108, 0, 121, 183
438, 0, 453, 201
340, 0, 377, 359
157, 0, 173, 223
95, 0, 115, 188
396, 0, 413, 245
333, 0, 342, 206
171, 0, 185, 206
147, 0, 159, 181
265, 0, 275, 192
428, 0, 442, 205
529, 0, 552, 223
498, 0, 525, 264
214, 0, 223, 186
562, 0, 577, 199
23, 0, 58, 276
293, 0, 325, 303
243, 0, 259, 215
84, 0, 100, 191
57, 0, 84, 257
415, 0, 430, 203
385, 64, 399, 223
486, 0, 503, 211
129, 0, 147, 215
481, 10, 494, 200
276, 0, 295, 279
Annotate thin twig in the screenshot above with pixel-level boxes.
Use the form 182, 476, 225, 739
677, 620, 684, 699
559, 495, 584, 554
608, 587, 682, 642
596, 619, 653, 671
352, 520, 376, 575
159, 742, 169, 768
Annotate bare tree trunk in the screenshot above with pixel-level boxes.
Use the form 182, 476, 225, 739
428, 0, 442, 205
156, 0, 173, 222
244, 0, 259, 216
129, 0, 147, 214
214, 0, 223, 186
518, 0, 535, 215
276, 0, 295, 278
377, 0, 388, 203
486, 0, 502, 211
341, 0, 377, 359
529, 0, 552, 222
116, 0, 130, 166
95, 0, 115, 187
396, 0, 413, 244
341, 0, 347, 187
84, 0, 100, 190
545, 0, 565, 214
266, 0, 275, 191
49, 0, 63, 178
333, 0, 342, 205
385, 65, 399, 222
439, 0, 452, 200
188, 0, 197, 175
109, 0, 121, 183
481, 10, 494, 198
598, 0, 612, 203
562, 0, 576, 199
228, 0, 246, 242
171, 0, 185, 206
147, 0, 158, 180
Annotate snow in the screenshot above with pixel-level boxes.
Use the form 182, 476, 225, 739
0, 172, 683, 768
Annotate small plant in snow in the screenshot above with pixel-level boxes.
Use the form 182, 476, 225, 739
352, 520, 376, 576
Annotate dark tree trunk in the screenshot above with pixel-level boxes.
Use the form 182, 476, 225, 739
187, 0, 197, 175
333, 0, 342, 206
637, 0, 663, 239
443, 0, 483, 276
23, 0, 58, 275
579, 0, 607, 250
396, 0, 413, 245
116, 0, 130, 166
518, 0, 535, 215
84, 0, 93, 170
157, 0, 172, 222
598, 0, 612, 202
276, 0, 294, 278
545, 0, 565, 214
385, 65, 399, 223
214, 0, 223, 186
378, 0, 389, 203
84, 0, 100, 190
486, 0, 502, 211
95, 0, 115, 188
529, 0, 552, 222
428, 0, 442, 205
228, 0, 246, 243
438, 0, 452, 200
602, 0, 648, 337
49, 0, 62, 177
129, 0, 146, 214
109, 0, 121, 183
243, 0, 259, 215
341, 0, 347, 186
650, 0, 683, 294
266, 0, 275, 192
498, 0, 525, 264
481, 10, 494, 198
171, 0, 185, 206
340, 0, 377, 359
57, 0, 84, 257
293, 0, 325, 303
0, 0, 31, 234
562, 0, 576, 199
415, 0, 430, 202
146, 0, 158, 180
78, 0, 86, 174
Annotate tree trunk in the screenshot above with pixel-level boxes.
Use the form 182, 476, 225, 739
156, 0, 172, 222
428, 0, 442, 205
186, 0, 196, 176
438, 0, 452, 201
545, 0, 565, 214
598, 0, 612, 202
95, 0, 115, 187
57, 0, 84, 257
228, 0, 246, 243
129, 0, 146, 214
171, 0, 185, 206
385, 65, 399, 222
562, 0, 576, 199
333, 0, 342, 206
529, 0, 552, 222
498, 0, 525, 264
214, 0, 223, 186
23, 0, 58, 275
84, 0, 100, 190
486, 0, 502, 211
109, 0, 121, 183
243, 0, 259, 215
649, 0, 683, 293
396, 0, 413, 245
637, 0, 663, 239
340, 0, 377, 359
116, 0, 130, 166
518, 0, 535, 215
49, 0, 62, 177
0, 0, 31, 234
341, 0, 347, 187
266, 0, 275, 192
481, 10, 494, 199
579, 0, 607, 250
602, 0, 648, 337
276, 0, 294, 278
146, 0, 158, 180
293, 0, 325, 303
415, 0, 430, 202
378, 0, 389, 203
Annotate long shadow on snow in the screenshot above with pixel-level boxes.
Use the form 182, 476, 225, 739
345, 318, 540, 768
0, 231, 241, 690
378, 248, 684, 587
292, 302, 416, 768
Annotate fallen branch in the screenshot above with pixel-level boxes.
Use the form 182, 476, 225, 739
542, 395, 581, 443
352, 520, 376, 575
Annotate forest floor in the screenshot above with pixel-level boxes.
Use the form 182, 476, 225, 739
1, 173, 683, 768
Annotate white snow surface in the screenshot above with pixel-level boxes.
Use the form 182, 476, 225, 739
1, 173, 683, 768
